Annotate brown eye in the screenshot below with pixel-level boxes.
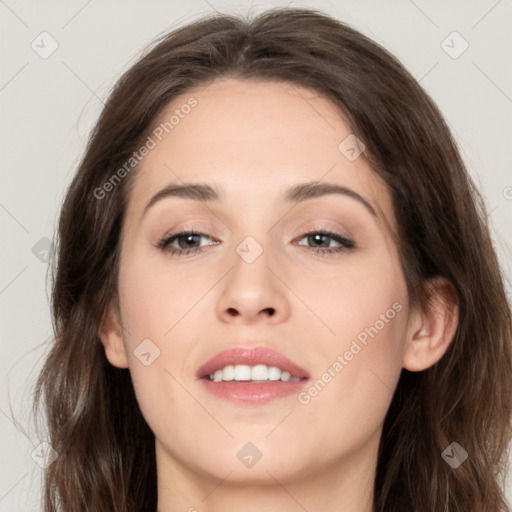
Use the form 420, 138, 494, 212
295, 230, 355, 255
158, 231, 216, 256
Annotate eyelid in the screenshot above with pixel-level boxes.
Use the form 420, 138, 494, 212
289, 221, 354, 241
157, 222, 352, 243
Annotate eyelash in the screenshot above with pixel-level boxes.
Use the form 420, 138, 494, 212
157, 229, 356, 257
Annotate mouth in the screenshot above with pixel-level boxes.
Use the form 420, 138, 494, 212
196, 346, 310, 404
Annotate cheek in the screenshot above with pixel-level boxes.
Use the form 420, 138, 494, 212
298, 249, 408, 413
117, 249, 211, 344
302, 248, 407, 349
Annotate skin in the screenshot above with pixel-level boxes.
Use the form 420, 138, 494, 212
99, 77, 458, 512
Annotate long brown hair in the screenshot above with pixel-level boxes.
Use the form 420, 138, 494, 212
33, 7, 512, 511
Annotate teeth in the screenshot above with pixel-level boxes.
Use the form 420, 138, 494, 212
251, 364, 267, 380
234, 364, 251, 381
268, 366, 281, 380
222, 365, 235, 381
208, 364, 301, 382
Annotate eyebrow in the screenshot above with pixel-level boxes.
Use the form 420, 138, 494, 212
142, 181, 377, 218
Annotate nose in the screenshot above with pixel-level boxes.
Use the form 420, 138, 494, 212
215, 241, 291, 325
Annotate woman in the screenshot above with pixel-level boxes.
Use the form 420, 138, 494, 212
33, 7, 512, 511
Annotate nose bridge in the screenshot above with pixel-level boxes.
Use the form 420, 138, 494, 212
226, 197, 277, 278
230, 232, 276, 296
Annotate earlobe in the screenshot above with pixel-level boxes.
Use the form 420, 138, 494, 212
98, 300, 129, 369
403, 277, 459, 372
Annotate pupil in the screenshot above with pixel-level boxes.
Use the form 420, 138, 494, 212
312, 234, 328, 247
182, 235, 198, 248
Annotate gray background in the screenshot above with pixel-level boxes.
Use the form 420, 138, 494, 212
1, 0, 511, 509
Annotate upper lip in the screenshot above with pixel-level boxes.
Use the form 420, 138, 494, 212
196, 346, 311, 379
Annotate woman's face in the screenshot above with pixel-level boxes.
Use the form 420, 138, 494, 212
107, 77, 415, 489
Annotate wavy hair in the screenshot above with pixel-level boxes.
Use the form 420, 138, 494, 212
33, 7, 512, 511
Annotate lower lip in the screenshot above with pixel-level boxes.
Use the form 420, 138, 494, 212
199, 378, 308, 404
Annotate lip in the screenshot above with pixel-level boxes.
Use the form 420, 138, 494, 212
196, 346, 310, 405
196, 346, 310, 380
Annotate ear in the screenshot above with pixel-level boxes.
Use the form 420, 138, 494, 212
98, 299, 129, 369
403, 276, 459, 371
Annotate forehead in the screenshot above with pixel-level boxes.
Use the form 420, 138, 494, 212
124, 77, 394, 232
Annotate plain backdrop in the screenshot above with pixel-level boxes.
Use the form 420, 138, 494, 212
1, 0, 511, 510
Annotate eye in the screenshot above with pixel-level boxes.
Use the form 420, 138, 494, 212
294, 230, 355, 255
157, 230, 217, 256
157, 229, 356, 257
